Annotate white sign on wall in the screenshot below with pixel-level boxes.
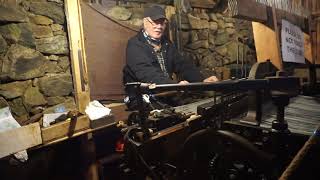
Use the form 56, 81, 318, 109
281, 19, 305, 64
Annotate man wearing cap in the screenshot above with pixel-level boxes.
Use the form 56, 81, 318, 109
123, 5, 218, 85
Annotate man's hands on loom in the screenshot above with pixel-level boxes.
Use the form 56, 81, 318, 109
178, 76, 219, 85
203, 76, 219, 83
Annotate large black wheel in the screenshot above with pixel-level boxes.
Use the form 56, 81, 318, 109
178, 129, 275, 180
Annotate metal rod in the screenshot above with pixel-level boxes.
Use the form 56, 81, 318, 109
244, 45, 247, 78
138, 79, 269, 92
237, 40, 240, 78
241, 42, 244, 78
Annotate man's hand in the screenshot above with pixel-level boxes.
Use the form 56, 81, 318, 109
203, 76, 219, 83
178, 80, 189, 84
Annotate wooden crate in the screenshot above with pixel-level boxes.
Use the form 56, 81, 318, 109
41, 115, 90, 143
0, 123, 42, 158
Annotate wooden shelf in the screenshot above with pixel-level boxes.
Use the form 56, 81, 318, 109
41, 115, 90, 144
41, 121, 116, 147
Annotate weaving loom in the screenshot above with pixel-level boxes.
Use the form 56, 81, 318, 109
261, 95, 320, 135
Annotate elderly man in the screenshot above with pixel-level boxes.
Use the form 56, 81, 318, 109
123, 5, 218, 85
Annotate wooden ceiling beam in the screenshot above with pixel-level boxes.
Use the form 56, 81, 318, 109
228, 0, 268, 23
229, 0, 307, 28
188, 0, 217, 9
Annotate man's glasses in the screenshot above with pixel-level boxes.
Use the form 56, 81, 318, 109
146, 18, 167, 26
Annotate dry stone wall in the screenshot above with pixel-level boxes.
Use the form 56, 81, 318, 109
0, 0, 76, 126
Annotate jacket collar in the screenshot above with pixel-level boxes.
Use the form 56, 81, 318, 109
137, 29, 169, 48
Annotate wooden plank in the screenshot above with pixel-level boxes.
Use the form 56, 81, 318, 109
65, 0, 90, 113
311, 31, 317, 64
0, 123, 42, 158
40, 122, 116, 147
228, 0, 268, 23
271, 7, 283, 71
304, 33, 313, 63
165, 5, 176, 42
313, 0, 320, 14
41, 115, 90, 143
189, 0, 217, 8
312, 11, 320, 18
77, 91, 90, 116
0, 0, 18, 6
229, 0, 307, 27
308, 15, 316, 65
252, 22, 282, 70
317, 21, 320, 65
275, 9, 306, 30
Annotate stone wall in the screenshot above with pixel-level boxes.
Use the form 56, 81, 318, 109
0, 0, 75, 126
103, 0, 257, 80
177, 9, 256, 79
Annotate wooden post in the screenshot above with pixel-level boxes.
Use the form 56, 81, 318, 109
228, 0, 267, 22
165, 6, 176, 43
0, 123, 42, 158
65, 1, 97, 180
65, 0, 90, 114
317, 20, 320, 64
271, 7, 283, 71
80, 133, 99, 180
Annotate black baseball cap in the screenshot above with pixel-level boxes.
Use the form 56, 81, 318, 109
144, 5, 167, 20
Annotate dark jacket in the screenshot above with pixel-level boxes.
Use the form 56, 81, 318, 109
123, 30, 204, 84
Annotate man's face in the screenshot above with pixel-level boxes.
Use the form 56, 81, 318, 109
143, 17, 167, 39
